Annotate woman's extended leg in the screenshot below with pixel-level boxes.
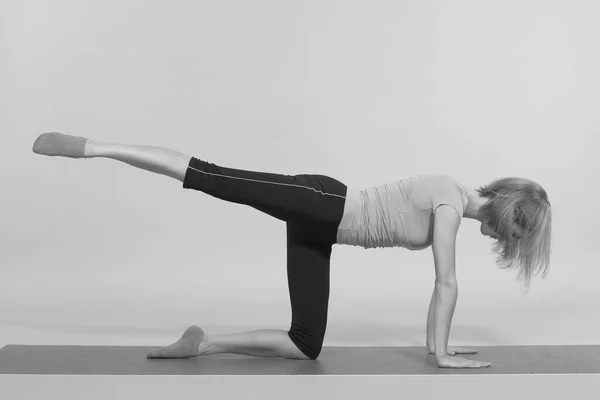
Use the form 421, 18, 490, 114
32, 132, 345, 228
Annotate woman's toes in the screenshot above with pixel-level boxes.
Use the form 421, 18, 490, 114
146, 348, 165, 358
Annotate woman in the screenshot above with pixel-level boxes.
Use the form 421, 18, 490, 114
32, 132, 552, 369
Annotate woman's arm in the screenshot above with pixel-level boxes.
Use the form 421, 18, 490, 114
434, 283, 458, 360
429, 205, 461, 360
426, 284, 437, 352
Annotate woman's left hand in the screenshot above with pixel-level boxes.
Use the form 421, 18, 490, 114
428, 346, 478, 356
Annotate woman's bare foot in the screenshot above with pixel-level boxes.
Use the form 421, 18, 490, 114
32, 132, 88, 158
147, 325, 208, 359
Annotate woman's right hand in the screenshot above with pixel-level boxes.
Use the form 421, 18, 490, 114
437, 355, 491, 369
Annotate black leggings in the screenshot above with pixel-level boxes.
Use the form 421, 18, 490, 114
182, 157, 347, 360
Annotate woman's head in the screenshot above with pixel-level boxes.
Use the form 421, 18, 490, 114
475, 177, 552, 292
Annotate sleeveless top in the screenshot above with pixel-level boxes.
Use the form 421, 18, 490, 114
336, 175, 468, 250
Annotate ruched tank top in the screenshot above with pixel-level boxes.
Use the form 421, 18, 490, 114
336, 175, 468, 250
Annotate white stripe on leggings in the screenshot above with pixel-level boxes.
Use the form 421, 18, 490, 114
187, 165, 347, 200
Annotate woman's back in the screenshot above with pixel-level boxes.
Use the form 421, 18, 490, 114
336, 175, 468, 250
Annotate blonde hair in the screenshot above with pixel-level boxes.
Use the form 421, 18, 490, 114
475, 177, 552, 293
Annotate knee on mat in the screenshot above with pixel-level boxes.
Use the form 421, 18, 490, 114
308, 350, 321, 360
300, 345, 321, 360
288, 328, 323, 360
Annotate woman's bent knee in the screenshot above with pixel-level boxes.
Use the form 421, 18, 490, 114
287, 329, 322, 360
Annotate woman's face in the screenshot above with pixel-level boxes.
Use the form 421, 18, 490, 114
481, 219, 524, 241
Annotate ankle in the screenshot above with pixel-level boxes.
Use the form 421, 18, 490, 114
83, 140, 100, 158
197, 333, 218, 356
83, 139, 93, 158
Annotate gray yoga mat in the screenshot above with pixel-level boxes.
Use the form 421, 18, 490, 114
0, 345, 597, 375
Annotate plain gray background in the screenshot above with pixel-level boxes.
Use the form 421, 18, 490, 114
1, 0, 598, 351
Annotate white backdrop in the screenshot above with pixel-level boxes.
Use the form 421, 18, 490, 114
1, 0, 598, 350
